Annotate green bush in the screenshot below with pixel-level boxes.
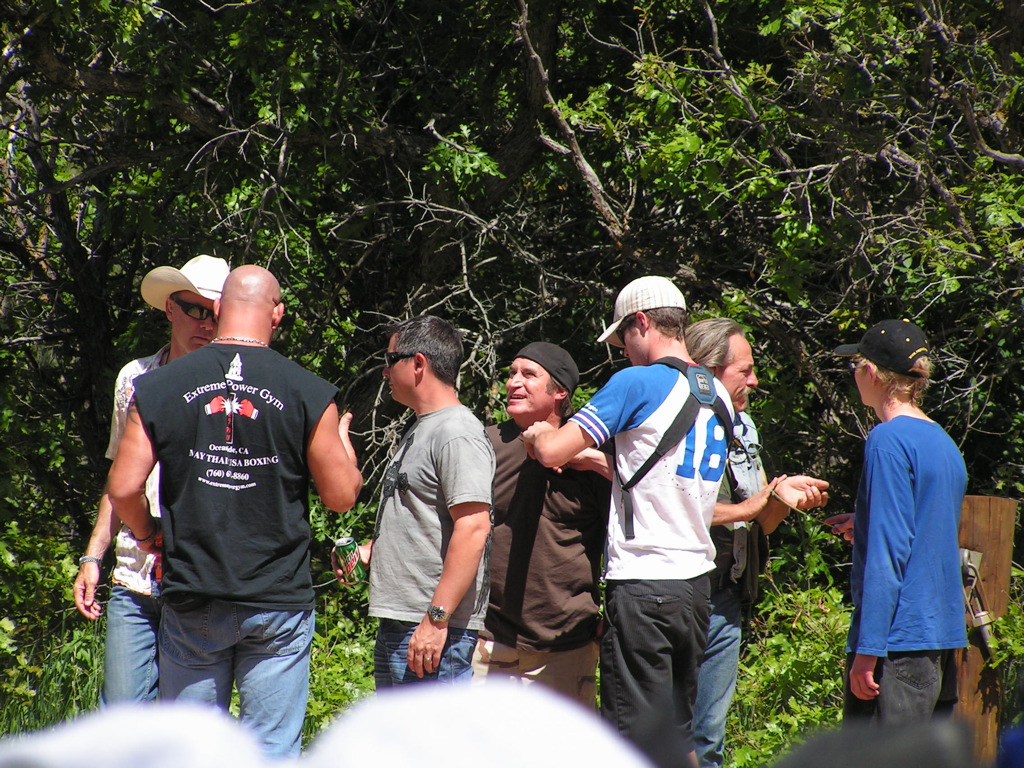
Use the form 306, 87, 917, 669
728, 579, 849, 767
0, 611, 103, 735
304, 499, 377, 744
304, 589, 376, 745
988, 567, 1024, 730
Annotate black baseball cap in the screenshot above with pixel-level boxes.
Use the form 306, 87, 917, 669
833, 319, 930, 377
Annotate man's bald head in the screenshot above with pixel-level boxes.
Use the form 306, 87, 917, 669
215, 265, 284, 343
222, 265, 281, 307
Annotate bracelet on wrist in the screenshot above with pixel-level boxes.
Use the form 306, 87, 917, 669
79, 555, 102, 566
132, 524, 160, 545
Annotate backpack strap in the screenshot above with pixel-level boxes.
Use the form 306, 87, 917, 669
616, 357, 734, 540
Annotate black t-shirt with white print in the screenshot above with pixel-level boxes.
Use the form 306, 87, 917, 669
133, 343, 337, 610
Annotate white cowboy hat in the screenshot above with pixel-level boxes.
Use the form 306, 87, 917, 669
140, 254, 230, 309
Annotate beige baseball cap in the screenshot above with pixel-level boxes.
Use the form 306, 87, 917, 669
140, 254, 230, 310
597, 275, 687, 347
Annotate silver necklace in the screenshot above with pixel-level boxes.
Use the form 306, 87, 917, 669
213, 336, 268, 347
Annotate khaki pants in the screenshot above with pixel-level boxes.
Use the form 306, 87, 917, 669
471, 638, 598, 710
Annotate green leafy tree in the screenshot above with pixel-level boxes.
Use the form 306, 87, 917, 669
1, 0, 1021, 758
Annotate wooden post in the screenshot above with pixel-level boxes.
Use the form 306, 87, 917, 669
957, 495, 1018, 766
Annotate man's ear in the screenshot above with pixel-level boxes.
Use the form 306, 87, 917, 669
553, 386, 568, 404
864, 360, 879, 382
214, 297, 222, 321
634, 311, 652, 336
271, 299, 284, 330
165, 297, 175, 322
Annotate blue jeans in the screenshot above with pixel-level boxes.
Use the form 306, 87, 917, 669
694, 584, 743, 768
159, 600, 314, 760
601, 577, 711, 768
102, 582, 161, 705
374, 618, 477, 687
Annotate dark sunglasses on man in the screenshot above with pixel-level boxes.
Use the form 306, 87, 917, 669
172, 295, 215, 321
384, 351, 416, 368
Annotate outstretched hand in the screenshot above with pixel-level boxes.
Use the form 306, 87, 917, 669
824, 512, 854, 543
521, 421, 555, 462
773, 475, 830, 511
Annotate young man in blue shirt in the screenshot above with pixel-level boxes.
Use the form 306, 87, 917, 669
834, 319, 967, 722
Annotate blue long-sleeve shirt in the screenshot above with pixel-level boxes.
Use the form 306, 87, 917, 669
846, 416, 968, 656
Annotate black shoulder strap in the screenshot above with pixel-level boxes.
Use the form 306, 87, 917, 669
372, 418, 418, 541
617, 357, 734, 539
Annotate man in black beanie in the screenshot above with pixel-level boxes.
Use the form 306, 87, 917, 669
471, 342, 611, 708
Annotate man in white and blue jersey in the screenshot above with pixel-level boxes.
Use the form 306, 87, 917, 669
524, 276, 733, 768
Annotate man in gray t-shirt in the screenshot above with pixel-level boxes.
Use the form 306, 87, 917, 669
355, 315, 494, 685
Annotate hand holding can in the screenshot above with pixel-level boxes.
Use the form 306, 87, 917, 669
333, 537, 367, 585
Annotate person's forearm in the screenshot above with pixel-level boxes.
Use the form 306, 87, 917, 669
106, 412, 159, 545
310, 409, 363, 512
319, 458, 363, 513
527, 421, 593, 469
83, 491, 119, 558
712, 493, 764, 525
430, 516, 490, 612
109, 492, 154, 541
532, 430, 572, 467
566, 448, 613, 480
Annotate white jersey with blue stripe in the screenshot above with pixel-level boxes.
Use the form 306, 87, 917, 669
571, 362, 733, 581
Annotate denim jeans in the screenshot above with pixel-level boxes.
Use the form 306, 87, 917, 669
601, 576, 711, 768
843, 649, 958, 724
102, 582, 162, 705
693, 583, 743, 768
159, 600, 314, 760
374, 618, 477, 687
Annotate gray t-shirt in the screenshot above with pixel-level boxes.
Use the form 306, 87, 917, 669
369, 404, 496, 629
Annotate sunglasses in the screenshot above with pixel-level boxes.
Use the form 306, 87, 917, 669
172, 296, 215, 321
384, 351, 416, 367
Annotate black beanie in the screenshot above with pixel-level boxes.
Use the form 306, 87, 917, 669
514, 342, 580, 393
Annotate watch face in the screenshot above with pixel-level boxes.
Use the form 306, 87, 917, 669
428, 606, 448, 622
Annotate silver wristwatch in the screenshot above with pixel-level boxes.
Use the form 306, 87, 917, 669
427, 605, 450, 624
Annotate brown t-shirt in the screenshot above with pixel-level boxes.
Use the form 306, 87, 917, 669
484, 420, 611, 652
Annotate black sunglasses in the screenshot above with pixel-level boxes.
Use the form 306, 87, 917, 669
172, 296, 214, 321
384, 351, 416, 367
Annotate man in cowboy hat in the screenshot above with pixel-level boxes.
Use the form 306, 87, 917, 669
73, 254, 229, 703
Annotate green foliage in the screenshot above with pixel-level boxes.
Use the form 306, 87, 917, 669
1, 0, 1022, 755
0, 612, 103, 734
423, 125, 506, 197
304, 591, 375, 744
986, 567, 1024, 728
729, 581, 849, 766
